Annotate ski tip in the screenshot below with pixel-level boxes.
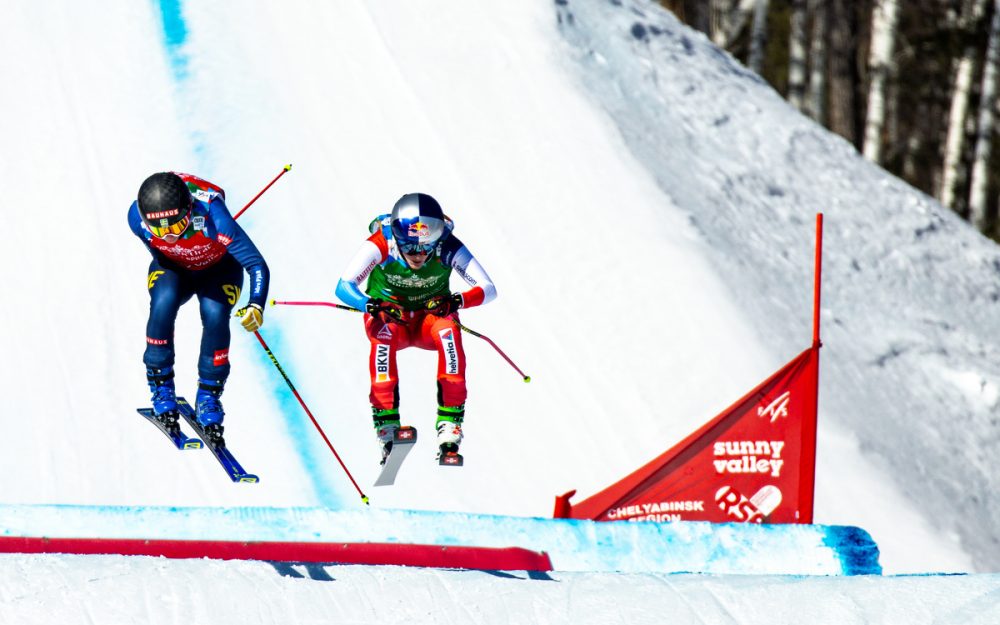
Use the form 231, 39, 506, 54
236, 474, 259, 483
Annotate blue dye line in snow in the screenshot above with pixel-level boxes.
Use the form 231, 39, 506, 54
155, 0, 189, 81
823, 525, 883, 575
153, 0, 205, 159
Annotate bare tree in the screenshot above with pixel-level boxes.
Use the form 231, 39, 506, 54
940, 0, 988, 212
662, 0, 1000, 235
710, 0, 755, 50
805, 0, 829, 123
969, 0, 1000, 228
690, 1, 711, 34
748, 0, 772, 74
863, 0, 902, 163
827, 0, 859, 146
788, 0, 809, 110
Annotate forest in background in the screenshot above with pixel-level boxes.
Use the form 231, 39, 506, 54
660, 0, 1000, 240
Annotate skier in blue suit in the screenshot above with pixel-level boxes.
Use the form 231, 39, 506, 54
128, 171, 269, 445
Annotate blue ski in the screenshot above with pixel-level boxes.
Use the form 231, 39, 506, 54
177, 398, 259, 484
137, 405, 203, 450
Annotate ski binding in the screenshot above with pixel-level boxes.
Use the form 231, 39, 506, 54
137, 406, 203, 450
177, 398, 259, 483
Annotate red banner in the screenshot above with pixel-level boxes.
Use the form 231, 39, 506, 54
555, 346, 819, 524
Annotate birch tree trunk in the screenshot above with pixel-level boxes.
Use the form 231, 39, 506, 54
969, 0, 1000, 228
806, 0, 828, 122
748, 0, 772, 75
940, 0, 988, 212
788, 0, 808, 110
862, 0, 901, 164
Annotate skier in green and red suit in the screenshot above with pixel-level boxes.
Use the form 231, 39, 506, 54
335, 193, 497, 463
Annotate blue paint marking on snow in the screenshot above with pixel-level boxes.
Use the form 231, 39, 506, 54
152, 0, 203, 160
823, 524, 883, 575
249, 329, 343, 507
155, 0, 189, 81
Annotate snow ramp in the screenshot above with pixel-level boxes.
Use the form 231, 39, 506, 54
0, 505, 878, 575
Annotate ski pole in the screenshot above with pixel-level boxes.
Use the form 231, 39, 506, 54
233, 164, 293, 220
451, 322, 531, 383
270, 299, 532, 383
245, 324, 370, 505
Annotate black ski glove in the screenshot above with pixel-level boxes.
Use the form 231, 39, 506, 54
366, 298, 403, 323
425, 293, 463, 317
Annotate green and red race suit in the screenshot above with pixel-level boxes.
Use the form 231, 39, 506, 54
335, 215, 496, 411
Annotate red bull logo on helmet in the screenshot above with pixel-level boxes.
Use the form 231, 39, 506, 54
408, 222, 431, 240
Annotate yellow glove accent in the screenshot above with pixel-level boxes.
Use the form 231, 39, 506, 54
238, 303, 264, 332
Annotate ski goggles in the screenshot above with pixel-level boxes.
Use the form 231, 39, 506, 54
147, 211, 192, 243
397, 240, 436, 254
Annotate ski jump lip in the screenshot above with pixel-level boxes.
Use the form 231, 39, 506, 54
0, 504, 881, 575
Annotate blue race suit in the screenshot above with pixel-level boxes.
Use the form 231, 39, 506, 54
128, 173, 269, 381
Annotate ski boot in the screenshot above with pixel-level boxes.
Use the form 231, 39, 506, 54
147, 367, 180, 435
373, 407, 401, 466
435, 405, 464, 465
196, 379, 226, 447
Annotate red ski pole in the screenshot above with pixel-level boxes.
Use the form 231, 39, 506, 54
271, 299, 532, 383
451, 322, 531, 383
246, 324, 370, 505
233, 164, 292, 220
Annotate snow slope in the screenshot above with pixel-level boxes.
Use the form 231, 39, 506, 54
0, 0, 993, 587
2, 555, 997, 625
555, 0, 1000, 571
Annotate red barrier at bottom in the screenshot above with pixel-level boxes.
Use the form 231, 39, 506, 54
0, 537, 553, 572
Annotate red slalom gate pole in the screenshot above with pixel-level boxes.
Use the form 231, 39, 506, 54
812, 213, 823, 348
251, 328, 369, 505
271, 299, 532, 383
233, 164, 292, 220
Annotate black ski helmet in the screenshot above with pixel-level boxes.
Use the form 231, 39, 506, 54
137, 172, 193, 236
390, 193, 448, 253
